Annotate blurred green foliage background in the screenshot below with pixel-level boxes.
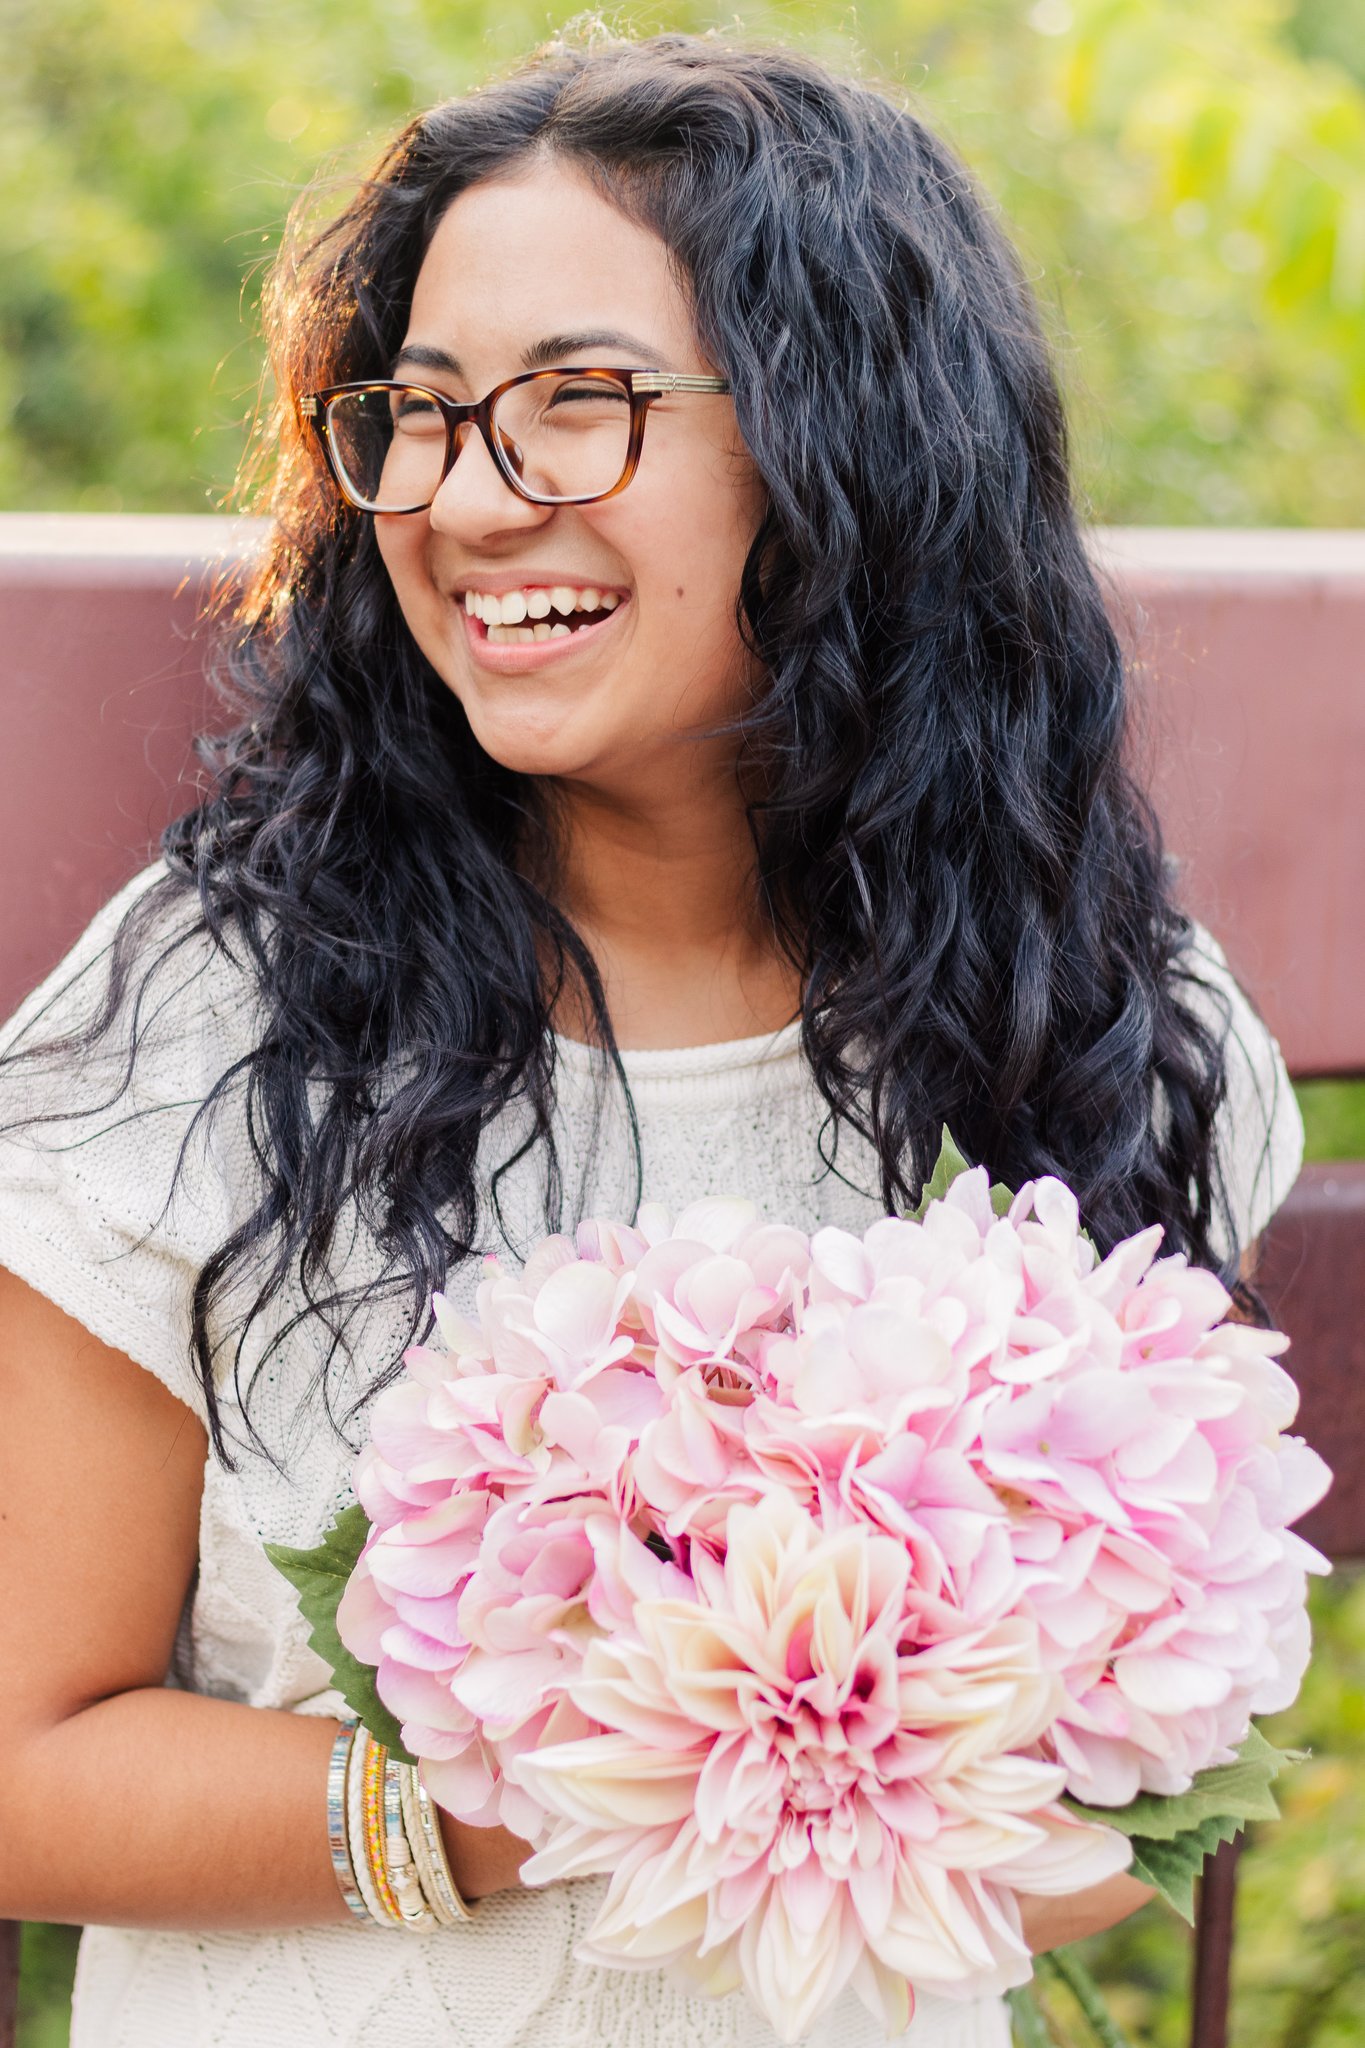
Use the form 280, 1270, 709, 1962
3, 0, 1364, 524
6, 1, 1363, 2043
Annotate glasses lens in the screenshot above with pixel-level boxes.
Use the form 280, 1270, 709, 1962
325, 388, 446, 512
491, 372, 632, 503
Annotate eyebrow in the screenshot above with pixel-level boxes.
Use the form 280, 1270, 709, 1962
390, 330, 677, 378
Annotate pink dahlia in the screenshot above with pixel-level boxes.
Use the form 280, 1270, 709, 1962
516, 1491, 1130, 2042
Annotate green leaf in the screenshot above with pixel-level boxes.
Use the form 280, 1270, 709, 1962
265, 1503, 417, 1764
912, 1125, 1020, 1221
911, 1126, 975, 1216
1062, 1724, 1297, 1840
1124, 1811, 1244, 1924
1061, 1725, 1303, 1923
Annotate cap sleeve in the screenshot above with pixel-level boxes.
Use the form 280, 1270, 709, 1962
0, 863, 255, 1422
1172, 920, 1306, 1264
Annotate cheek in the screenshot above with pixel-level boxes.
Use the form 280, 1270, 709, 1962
375, 522, 428, 606
610, 462, 762, 631
374, 523, 451, 672
624, 536, 761, 727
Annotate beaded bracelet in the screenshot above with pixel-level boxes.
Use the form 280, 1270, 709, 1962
383, 1755, 437, 1929
400, 1762, 472, 1927
345, 1726, 393, 1926
345, 1725, 386, 1925
326, 1722, 370, 1923
361, 1735, 406, 1924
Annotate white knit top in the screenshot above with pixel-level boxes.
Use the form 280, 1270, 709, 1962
0, 864, 1305, 2048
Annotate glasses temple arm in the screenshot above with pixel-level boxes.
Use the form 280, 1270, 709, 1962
629, 373, 731, 395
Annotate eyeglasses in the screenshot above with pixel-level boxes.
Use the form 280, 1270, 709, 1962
300, 366, 732, 515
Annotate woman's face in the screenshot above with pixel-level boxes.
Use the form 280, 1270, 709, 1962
374, 157, 767, 793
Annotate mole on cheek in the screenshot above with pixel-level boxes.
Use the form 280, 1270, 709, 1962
676, 586, 685, 599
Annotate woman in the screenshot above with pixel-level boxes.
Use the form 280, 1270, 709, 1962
0, 30, 1303, 2048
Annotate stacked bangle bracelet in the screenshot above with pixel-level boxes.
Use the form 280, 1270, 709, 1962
327, 1720, 473, 1931
326, 1721, 370, 1923
400, 1760, 473, 1926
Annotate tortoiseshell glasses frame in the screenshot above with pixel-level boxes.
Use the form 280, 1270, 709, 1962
299, 366, 732, 514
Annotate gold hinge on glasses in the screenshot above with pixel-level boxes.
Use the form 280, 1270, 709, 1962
631, 373, 731, 395
299, 397, 319, 417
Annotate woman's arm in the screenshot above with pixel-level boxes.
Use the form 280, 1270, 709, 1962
0, 1269, 525, 1929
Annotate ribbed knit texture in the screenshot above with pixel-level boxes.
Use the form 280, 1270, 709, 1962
0, 866, 1303, 2048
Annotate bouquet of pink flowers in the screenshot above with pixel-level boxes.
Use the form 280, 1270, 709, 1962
272, 1134, 1329, 2042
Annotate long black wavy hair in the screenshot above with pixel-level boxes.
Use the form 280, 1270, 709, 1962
8, 31, 1264, 1464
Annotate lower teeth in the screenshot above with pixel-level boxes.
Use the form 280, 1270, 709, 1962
486, 621, 576, 645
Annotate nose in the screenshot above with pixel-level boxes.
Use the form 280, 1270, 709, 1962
427, 420, 552, 539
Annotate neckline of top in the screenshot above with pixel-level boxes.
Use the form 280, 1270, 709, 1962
550, 1014, 804, 1083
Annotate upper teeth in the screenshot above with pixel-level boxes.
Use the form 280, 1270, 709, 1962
463, 586, 620, 626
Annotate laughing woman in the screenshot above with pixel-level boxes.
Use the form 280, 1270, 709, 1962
0, 31, 1302, 2048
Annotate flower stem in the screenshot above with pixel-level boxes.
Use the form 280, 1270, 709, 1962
1006, 1985, 1057, 2047
1036, 1949, 1136, 2048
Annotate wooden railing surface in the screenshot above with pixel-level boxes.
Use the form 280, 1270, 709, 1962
0, 516, 1362, 2048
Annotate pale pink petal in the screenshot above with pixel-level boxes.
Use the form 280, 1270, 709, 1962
1114, 1649, 1233, 1714
334, 1551, 390, 1664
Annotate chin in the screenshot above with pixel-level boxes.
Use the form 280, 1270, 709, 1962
447, 674, 626, 781
459, 715, 607, 785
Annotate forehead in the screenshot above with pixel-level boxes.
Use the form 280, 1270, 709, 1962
404, 159, 697, 386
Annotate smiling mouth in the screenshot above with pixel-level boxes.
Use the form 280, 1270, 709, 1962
456, 589, 630, 668
458, 584, 626, 646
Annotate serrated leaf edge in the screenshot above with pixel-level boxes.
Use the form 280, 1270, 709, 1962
1060, 1726, 1299, 1922
265, 1505, 419, 1766
1061, 1725, 1294, 1839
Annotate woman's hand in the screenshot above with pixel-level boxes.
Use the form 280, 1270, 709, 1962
1019, 1870, 1154, 1954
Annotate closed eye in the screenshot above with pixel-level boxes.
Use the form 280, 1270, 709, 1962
548, 378, 631, 406
391, 389, 446, 432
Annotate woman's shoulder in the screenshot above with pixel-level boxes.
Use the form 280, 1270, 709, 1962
1166, 913, 1305, 1258
0, 860, 266, 1423
0, 858, 263, 1089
